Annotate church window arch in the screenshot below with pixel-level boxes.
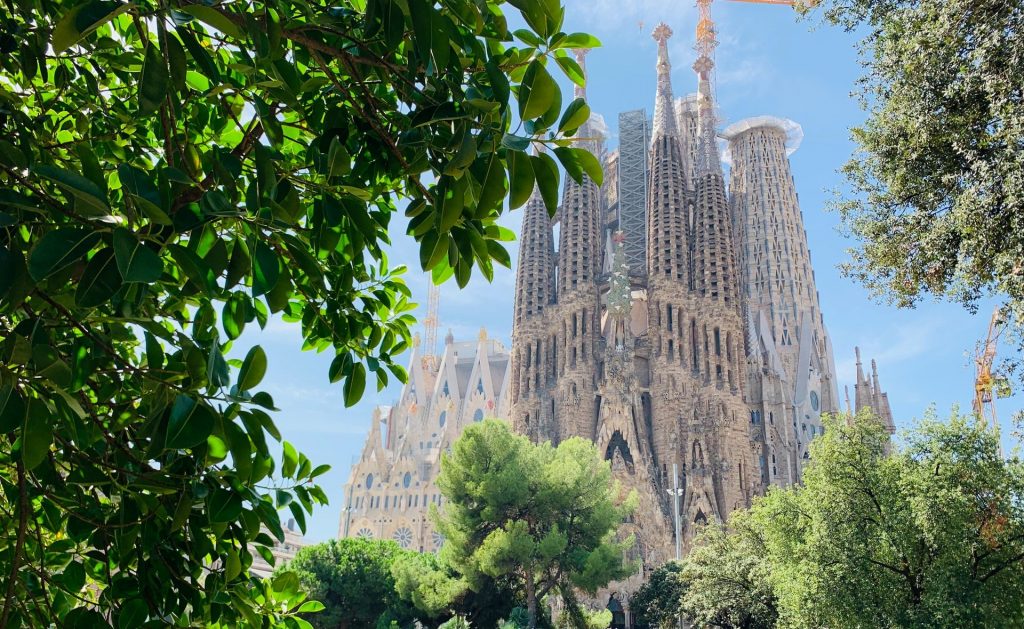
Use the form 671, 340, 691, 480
692, 440, 705, 469
393, 527, 414, 549
365, 473, 374, 490
403, 472, 412, 488
473, 408, 484, 422
439, 411, 447, 427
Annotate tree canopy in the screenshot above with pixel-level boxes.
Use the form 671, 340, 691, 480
0, 0, 599, 625
807, 0, 1024, 374
628, 562, 686, 629
278, 538, 416, 629
675, 410, 1024, 628
433, 419, 635, 628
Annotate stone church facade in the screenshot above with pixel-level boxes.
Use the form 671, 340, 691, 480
338, 21, 895, 625
509, 25, 891, 611
338, 330, 510, 551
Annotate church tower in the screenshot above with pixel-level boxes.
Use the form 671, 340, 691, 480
552, 50, 603, 441
644, 24, 694, 479
724, 116, 841, 481
673, 36, 757, 535
511, 167, 557, 442
503, 17, 885, 600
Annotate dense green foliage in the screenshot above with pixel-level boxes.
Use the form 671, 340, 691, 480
807, 0, 1024, 373
433, 419, 634, 628
664, 411, 1024, 628
629, 562, 686, 629
0, 0, 599, 625
278, 538, 417, 628
680, 520, 777, 629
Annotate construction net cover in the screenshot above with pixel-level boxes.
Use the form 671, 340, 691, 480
720, 116, 803, 165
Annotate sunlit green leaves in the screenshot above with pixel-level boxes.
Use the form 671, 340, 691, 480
507, 150, 535, 209
28, 228, 99, 281
139, 44, 169, 116
52, 1, 131, 52
166, 395, 215, 449
519, 59, 558, 121
113, 228, 162, 283
178, 4, 243, 39
1, 0, 600, 625
558, 98, 590, 134
238, 345, 268, 391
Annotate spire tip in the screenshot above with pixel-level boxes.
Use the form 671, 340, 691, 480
652, 22, 673, 44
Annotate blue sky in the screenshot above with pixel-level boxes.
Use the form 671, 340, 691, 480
249, 0, 1021, 543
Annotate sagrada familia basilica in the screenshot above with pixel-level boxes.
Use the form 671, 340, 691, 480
340, 20, 894, 624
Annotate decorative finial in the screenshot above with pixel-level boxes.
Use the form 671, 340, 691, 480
478, 327, 487, 341
413, 332, 421, 347
652, 22, 673, 44
651, 22, 678, 139
572, 48, 589, 100
692, 55, 714, 78
612, 230, 626, 244
445, 328, 454, 345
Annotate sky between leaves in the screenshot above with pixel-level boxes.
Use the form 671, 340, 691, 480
237, 0, 1023, 543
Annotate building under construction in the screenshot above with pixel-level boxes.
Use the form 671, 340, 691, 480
508, 19, 893, 622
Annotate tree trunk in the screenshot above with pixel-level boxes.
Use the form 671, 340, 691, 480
526, 570, 538, 628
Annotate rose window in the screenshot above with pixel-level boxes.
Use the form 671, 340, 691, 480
393, 527, 414, 549
356, 528, 373, 539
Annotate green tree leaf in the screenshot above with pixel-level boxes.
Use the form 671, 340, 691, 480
507, 150, 536, 210
530, 152, 560, 215
519, 60, 558, 121
558, 33, 602, 49
75, 248, 123, 307
117, 599, 148, 629
178, 5, 243, 39
558, 98, 590, 134
22, 398, 52, 471
207, 489, 243, 523
252, 241, 280, 297
139, 43, 169, 116
282, 441, 298, 478
238, 345, 267, 391
113, 228, 162, 283
166, 395, 215, 450
33, 165, 109, 215
52, 1, 132, 53
28, 228, 99, 281
343, 362, 366, 407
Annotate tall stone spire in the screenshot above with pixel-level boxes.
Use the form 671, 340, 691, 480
513, 182, 555, 327
692, 55, 723, 177
646, 23, 690, 282
510, 160, 557, 440
691, 48, 738, 302
558, 49, 602, 296
573, 48, 589, 101
554, 57, 603, 439
651, 23, 680, 139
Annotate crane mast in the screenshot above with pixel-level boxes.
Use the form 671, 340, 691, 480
420, 278, 441, 374
975, 306, 1009, 455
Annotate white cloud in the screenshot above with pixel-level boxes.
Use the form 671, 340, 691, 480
835, 316, 944, 384
566, 0, 695, 35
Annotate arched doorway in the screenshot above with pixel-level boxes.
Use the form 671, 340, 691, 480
607, 594, 626, 629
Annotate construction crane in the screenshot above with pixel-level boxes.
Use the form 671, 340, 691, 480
420, 278, 441, 373
974, 306, 1011, 455
695, 0, 815, 66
